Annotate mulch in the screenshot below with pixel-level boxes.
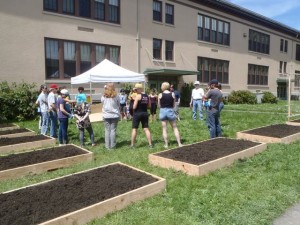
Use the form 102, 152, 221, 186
242, 124, 300, 138
0, 128, 31, 136
0, 164, 158, 225
155, 138, 260, 165
0, 145, 87, 171
0, 135, 52, 147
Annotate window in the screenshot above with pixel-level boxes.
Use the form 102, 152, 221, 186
280, 39, 288, 53
165, 3, 174, 25
44, 0, 57, 11
165, 40, 174, 61
295, 71, 300, 88
45, 38, 120, 79
153, 0, 162, 22
63, 0, 75, 14
153, 38, 162, 60
296, 44, 300, 61
45, 39, 59, 78
248, 64, 268, 85
283, 62, 287, 74
198, 57, 229, 84
43, 0, 120, 24
197, 14, 230, 46
279, 61, 283, 73
248, 29, 270, 54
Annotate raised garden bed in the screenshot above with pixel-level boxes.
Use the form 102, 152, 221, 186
286, 119, 300, 126
149, 138, 267, 176
0, 123, 19, 131
0, 128, 35, 138
236, 124, 300, 143
0, 144, 93, 181
0, 135, 56, 154
0, 162, 166, 225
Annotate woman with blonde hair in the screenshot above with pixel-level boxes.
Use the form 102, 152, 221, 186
158, 82, 183, 148
101, 83, 120, 149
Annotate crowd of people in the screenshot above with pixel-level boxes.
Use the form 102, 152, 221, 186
35, 79, 223, 149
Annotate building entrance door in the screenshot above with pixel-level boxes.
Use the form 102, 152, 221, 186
277, 82, 287, 100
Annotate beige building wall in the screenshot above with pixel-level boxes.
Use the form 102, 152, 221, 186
0, 0, 300, 96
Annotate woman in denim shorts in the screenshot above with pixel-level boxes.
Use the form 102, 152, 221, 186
158, 82, 183, 149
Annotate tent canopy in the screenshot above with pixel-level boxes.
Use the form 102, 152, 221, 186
71, 59, 145, 84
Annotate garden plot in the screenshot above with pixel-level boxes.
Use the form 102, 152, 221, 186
236, 124, 300, 143
0, 135, 56, 154
0, 144, 93, 181
149, 138, 266, 176
0, 123, 19, 131
0, 162, 166, 225
0, 128, 35, 138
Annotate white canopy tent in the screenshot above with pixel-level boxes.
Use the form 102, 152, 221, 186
71, 59, 145, 103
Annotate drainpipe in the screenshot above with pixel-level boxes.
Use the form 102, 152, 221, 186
136, 0, 141, 73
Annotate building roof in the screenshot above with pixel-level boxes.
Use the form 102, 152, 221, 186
190, 0, 300, 39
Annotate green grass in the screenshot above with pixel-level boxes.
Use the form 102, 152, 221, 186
1, 104, 300, 225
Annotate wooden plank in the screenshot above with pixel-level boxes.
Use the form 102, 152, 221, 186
149, 139, 267, 176
0, 128, 36, 138
0, 124, 19, 131
286, 121, 300, 126
0, 144, 93, 181
3, 162, 166, 225
0, 136, 56, 154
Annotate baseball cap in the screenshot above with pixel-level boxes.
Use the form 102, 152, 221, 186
194, 81, 200, 85
134, 83, 143, 89
209, 79, 219, 85
50, 84, 59, 89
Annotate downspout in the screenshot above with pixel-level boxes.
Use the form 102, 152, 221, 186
136, 0, 141, 73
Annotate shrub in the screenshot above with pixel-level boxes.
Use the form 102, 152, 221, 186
180, 83, 194, 107
261, 91, 278, 104
228, 90, 257, 104
0, 81, 38, 123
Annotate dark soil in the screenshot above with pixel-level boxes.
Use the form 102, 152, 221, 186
0, 145, 88, 171
0, 128, 31, 136
0, 123, 15, 128
0, 135, 51, 147
242, 124, 300, 138
0, 164, 158, 225
155, 138, 260, 165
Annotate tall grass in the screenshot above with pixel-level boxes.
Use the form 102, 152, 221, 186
1, 104, 299, 225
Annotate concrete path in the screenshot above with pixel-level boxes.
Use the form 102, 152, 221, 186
273, 204, 300, 225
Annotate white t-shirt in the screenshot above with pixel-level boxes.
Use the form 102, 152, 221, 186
48, 92, 57, 111
191, 88, 204, 100
37, 92, 49, 113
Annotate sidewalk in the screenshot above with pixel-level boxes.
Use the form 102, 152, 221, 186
273, 203, 300, 225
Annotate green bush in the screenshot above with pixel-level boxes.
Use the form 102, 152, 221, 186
261, 91, 278, 104
0, 81, 38, 123
180, 83, 194, 107
228, 90, 257, 104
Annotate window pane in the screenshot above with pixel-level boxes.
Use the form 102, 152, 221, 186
153, 39, 162, 60
165, 40, 174, 61
44, 0, 57, 11
284, 40, 288, 53
165, 4, 174, 24
45, 39, 59, 78
96, 45, 106, 63
63, 0, 75, 14
64, 41, 76, 77
79, 0, 90, 18
109, 0, 119, 23
80, 44, 91, 73
197, 15, 203, 27
153, 1, 162, 22
109, 46, 120, 64
280, 39, 284, 52
95, 0, 105, 20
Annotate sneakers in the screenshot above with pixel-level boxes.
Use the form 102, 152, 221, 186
92, 143, 96, 147
149, 144, 153, 149
130, 145, 135, 149
164, 144, 168, 149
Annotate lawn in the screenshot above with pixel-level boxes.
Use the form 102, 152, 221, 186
1, 103, 300, 225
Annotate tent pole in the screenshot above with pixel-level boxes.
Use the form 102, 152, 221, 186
90, 79, 92, 104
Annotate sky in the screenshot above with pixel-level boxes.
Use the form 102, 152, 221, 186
227, 0, 300, 31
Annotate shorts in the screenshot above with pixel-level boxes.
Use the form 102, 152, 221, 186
132, 112, 149, 129
120, 103, 126, 113
159, 108, 176, 121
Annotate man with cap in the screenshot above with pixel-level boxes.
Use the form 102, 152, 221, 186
131, 83, 153, 148
190, 81, 205, 120
48, 84, 59, 138
203, 79, 223, 138
36, 85, 49, 135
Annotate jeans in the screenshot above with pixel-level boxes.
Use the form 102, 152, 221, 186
58, 118, 68, 144
41, 111, 50, 135
193, 99, 203, 120
206, 108, 222, 138
104, 118, 119, 149
219, 102, 224, 113
79, 126, 95, 146
49, 111, 58, 138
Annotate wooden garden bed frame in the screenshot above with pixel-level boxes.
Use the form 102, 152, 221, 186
4, 162, 166, 225
0, 128, 36, 138
0, 135, 56, 154
149, 138, 267, 176
0, 144, 93, 181
0, 123, 19, 131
